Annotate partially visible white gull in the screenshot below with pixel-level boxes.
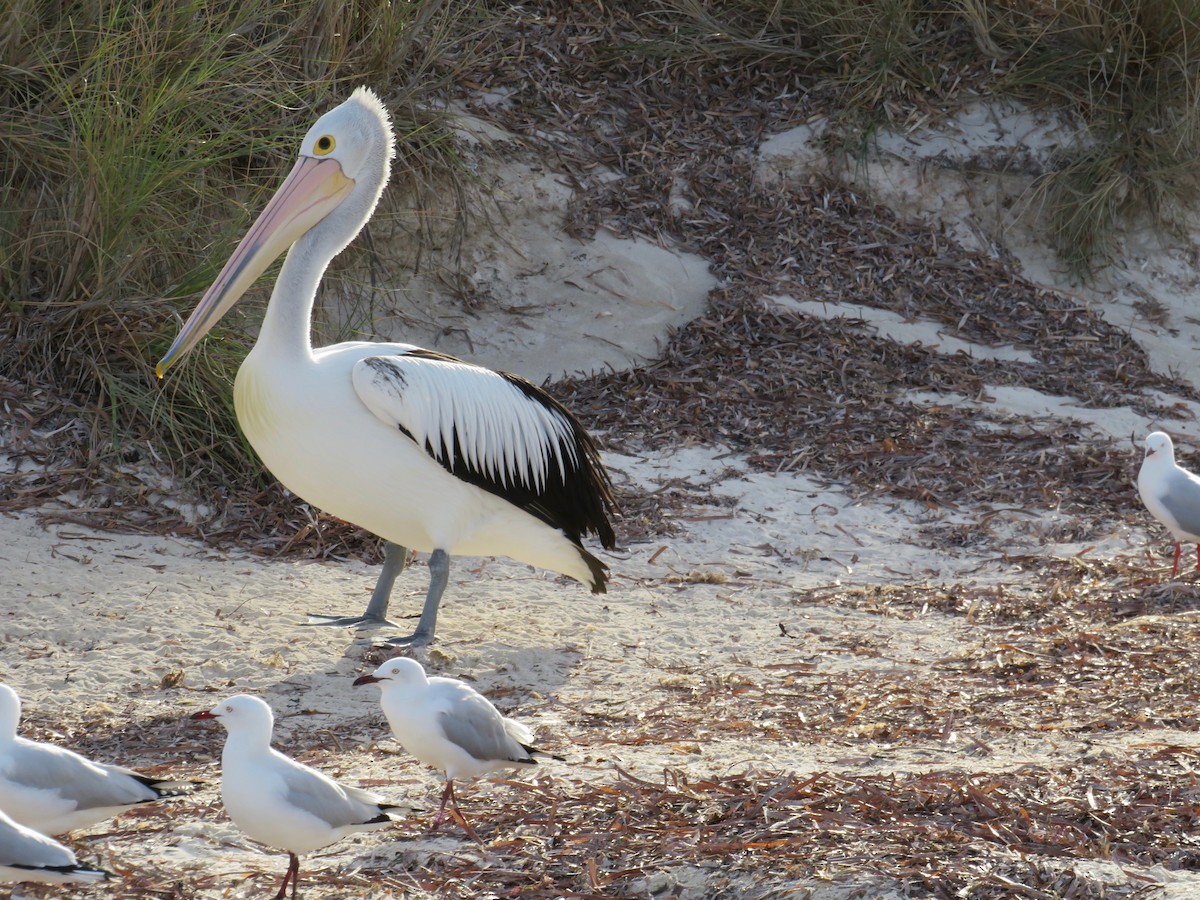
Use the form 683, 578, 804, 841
354, 657, 562, 841
192, 693, 409, 900
1138, 431, 1200, 576
0, 683, 195, 835
0, 807, 109, 885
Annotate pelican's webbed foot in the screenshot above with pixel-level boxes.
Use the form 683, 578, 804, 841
302, 541, 409, 631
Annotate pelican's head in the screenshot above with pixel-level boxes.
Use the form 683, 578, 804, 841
1144, 431, 1174, 463
156, 88, 395, 377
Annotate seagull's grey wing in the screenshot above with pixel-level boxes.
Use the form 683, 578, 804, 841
281, 766, 387, 830
9, 741, 156, 809
0, 811, 107, 883
438, 695, 532, 765
502, 717, 535, 747
1158, 468, 1200, 538
92, 762, 192, 797
338, 781, 385, 807
337, 781, 415, 815
0, 812, 75, 870
8, 744, 162, 816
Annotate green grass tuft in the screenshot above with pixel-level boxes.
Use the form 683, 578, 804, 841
0, 0, 478, 513
659, 0, 1200, 277
995, 0, 1200, 272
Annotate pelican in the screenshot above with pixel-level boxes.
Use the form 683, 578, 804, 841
157, 88, 616, 645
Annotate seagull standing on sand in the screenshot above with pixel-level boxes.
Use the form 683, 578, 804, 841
0, 683, 194, 835
0, 808, 109, 885
155, 87, 617, 647
1138, 431, 1200, 576
192, 694, 409, 900
354, 657, 561, 840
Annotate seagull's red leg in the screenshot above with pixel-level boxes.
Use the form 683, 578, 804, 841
1172, 542, 1182, 576
432, 780, 454, 828
448, 803, 483, 843
273, 853, 297, 900
443, 782, 482, 843
1194, 544, 1199, 572
431, 779, 481, 842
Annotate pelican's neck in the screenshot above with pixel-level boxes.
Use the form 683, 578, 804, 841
252, 162, 382, 364
255, 237, 327, 363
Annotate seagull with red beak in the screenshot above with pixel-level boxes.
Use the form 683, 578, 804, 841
191, 694, 410, 899
1137, 430, 1200, 576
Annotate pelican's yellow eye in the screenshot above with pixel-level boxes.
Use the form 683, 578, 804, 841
314, 135, 335, 156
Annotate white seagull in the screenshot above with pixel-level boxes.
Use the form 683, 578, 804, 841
155, 87, 616, 646
0, 808, 109, 885
1138, 430, 1200, 576
0, 683, 194, 836
192, 693, 409, 900
354, 656, 561, 840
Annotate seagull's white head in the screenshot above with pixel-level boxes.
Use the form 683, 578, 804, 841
352, 656, 428, 692
191, 693, 275, 738
157, 87, 395, 377
1143, 431, 1175, 463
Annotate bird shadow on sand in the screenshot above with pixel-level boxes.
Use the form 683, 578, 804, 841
240, 635, 583, 740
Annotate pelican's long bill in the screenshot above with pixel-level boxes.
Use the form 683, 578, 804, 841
155, 156, 354, 378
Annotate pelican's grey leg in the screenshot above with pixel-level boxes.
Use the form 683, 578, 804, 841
385, 548, 448, 647
305, 542, 408, 628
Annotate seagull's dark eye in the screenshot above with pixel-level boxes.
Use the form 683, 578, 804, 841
314, 134, 335, 156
